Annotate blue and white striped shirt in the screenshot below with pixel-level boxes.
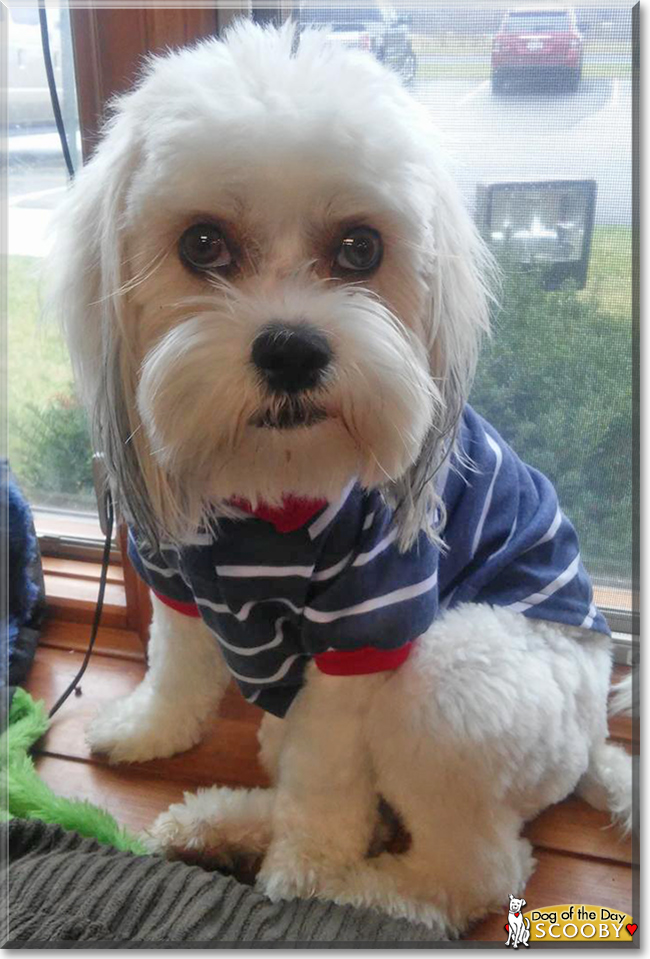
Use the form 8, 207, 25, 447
128, 405, 609, 717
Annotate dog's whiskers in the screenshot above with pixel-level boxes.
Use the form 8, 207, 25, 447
125, 424, 143, 445
368, 448, 396, 483
149, 443, 171, 458
94, 245, 172, 305
228, 403, 252, 452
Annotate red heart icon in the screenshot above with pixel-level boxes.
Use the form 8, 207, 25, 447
626, 924, 637, 936
504, 924, 509, 932
515, 912, 520, 917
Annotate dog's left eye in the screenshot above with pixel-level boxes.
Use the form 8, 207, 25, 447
179, 223, 232, 272
335, 227, 383, 273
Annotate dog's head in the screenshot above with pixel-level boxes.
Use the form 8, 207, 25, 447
50, 21, 494, 546
509, 896, 527, 913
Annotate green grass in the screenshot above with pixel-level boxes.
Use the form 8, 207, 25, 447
583, 226, 632, 319
411, 31, 631, 81
582, 62, 631, 78
415, 59, 629, 82
418, 60, 489, 80
7, 256, 71, 404
7, 255, 76, 482
412, 33, 631, 60
412, 34, 492, 58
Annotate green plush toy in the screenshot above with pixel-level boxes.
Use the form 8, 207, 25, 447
1, 687, 147, 855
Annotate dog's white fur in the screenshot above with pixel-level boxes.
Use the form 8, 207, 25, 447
50, 20, 492, 550
49, 22, 632, 936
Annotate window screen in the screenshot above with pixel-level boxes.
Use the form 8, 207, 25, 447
7, 3, 96, 520
283, 2, 635, 620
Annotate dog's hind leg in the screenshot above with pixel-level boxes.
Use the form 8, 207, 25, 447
144, 786, 275, 871
356, 607, 600, 929
257, 712, 287, 782
256, 666, 389, 903
576, 659, 634, 833
147, 786, 450, 930
86, 594, 230, 762
345, 775, 536, 934
357, 605, 624, 930
576, 740, 633, 834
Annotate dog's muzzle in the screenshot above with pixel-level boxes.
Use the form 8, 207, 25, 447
251, 322, 332, 395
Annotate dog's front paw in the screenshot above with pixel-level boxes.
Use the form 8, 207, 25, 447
256, 840, 345, 902
258, 847, 451, 933
257, 860, 323, 902
86, 686, 204, 763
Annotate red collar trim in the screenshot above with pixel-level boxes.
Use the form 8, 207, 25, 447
314, 641, 415, 676
229, 495, 328, 533
152, 591, 201, 618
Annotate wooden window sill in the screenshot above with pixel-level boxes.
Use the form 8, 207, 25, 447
41, 527, 153, 643
41, 618, 145, 662
43, 555, 129, 631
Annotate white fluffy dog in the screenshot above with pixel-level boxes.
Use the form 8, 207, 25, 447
50, 21, 631, 935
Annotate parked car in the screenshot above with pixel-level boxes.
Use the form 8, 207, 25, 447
296, 5, 417, 85
491, 7, 584, 94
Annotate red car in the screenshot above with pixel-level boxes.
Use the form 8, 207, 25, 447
491, 7, 584, 94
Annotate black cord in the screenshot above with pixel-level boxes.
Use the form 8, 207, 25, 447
38, 0, 104, 718
38, 0, 75, 179
48, 494, 114, 719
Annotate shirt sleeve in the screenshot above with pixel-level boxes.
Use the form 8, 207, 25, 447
301, 501, 439, 674
127, 530, 200, 617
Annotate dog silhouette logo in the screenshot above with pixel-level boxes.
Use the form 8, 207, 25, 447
505, 895, 531, 948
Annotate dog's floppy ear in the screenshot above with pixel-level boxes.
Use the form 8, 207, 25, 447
389, 162, 497, 551
47, 103, 172, 545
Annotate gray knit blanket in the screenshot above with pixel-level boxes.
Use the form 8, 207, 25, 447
2, 819, 445, 946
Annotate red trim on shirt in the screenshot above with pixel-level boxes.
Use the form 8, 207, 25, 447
229, 495, 328, 533
314, 640, 415, 676
153, 590, 201, 618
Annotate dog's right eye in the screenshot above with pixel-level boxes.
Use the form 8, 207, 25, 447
334, 227, 383, 274
179, 223, 232, 272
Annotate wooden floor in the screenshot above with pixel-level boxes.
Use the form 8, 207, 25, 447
25, 619, 637, 943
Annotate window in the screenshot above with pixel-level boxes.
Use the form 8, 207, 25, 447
7, 2, 98, 534
298, 6, 385, 27
10, 4, 634, 649
7, 3, 220, 558
7, 4, 222, 630
502, 12, 574, 33
276, 2, 636, 644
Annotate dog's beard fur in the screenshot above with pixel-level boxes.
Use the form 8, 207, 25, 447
137, 281, 436, 510
48, 20, 496, 549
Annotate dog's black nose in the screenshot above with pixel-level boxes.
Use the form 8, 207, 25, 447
251, 323, 333, 394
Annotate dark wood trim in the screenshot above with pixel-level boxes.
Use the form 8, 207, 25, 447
70, 6, 219, 157
42, 533, 150, 645
119, 525, 152, 645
